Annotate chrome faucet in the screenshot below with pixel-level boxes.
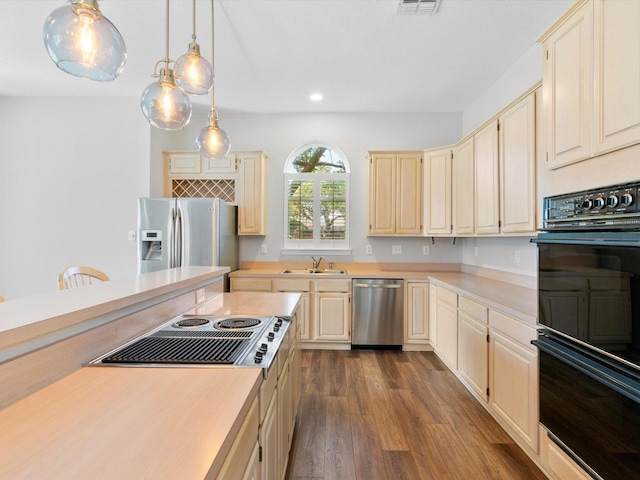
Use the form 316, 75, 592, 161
311, 256, 324, 270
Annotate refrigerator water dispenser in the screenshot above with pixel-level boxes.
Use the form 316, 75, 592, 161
141, 230, 162, 261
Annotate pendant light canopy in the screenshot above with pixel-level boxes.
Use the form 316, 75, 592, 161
43, 0, 127, 81
140, 0, 192, 131
176, 0, 213, 95
196, 0, 230, 158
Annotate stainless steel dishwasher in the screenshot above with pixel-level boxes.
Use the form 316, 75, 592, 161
352, 278, 403, 347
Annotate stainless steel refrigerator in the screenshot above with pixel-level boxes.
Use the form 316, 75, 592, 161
137, 198, 239, 289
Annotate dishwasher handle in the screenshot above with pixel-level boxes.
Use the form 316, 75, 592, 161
353, 283, 401, 289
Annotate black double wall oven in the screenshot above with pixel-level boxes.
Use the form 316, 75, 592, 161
533, 181, 640, 480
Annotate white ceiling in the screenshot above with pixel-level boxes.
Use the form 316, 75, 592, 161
0, 0, 571, 113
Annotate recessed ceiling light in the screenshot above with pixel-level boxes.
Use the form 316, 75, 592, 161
310, 93, 323, 101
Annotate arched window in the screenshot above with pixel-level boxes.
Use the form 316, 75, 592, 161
284, 143, 350, 252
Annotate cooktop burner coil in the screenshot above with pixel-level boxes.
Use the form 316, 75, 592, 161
214, 317, 262, 330
172, 317, 210, 328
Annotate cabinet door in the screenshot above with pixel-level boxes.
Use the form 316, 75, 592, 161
278, 360, 291, 476
260, 389, 278, 480
499, 93, 536, 233
474, 120, 500, 235
297, 293, 310, 341
453, 138, 474, 235
314, 293, 350, 341
436, 298, 458, 369
543, 0, 592, 168
396, 152, 423, 235
405, 282, 429, 343
168, 153, 201, 174
424, 148, 452, 235
369, 153, 397, 234
242, 441, 261, 480
238, 152, 267, 235
202, 153, 237, 174
458, 311, 488, 402
489, 327, 538, 452
428, 284, 438, 346
593, 0, 640, 155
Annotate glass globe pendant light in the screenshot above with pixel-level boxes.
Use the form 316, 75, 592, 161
196, 0, 230, 158
43, 0, 127, 81
176, 0, 213, 95
140, 0, 192, 131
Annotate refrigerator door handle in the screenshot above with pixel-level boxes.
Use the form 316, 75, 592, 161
169, 207, 177, 268
176, 207, 184, 267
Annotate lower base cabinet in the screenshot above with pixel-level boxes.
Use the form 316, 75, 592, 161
488, 310, 538, 453
457, 303, 489, 402
435, 287, 458, 369
216, 398, 260, 480
539, 426, 591, 480
404, 281, 430, 345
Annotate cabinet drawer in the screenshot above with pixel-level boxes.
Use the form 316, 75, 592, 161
459, 296, 488, 324
489, 310, 536, 352
231, 278, 273, 292
314, 279, 351, 293
273, 278, 311, 292
437, 287, 458, 307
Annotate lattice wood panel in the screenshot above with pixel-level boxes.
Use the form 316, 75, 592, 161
172, 179, 236, 203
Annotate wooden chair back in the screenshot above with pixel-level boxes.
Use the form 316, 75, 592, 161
58, 266, 109, 290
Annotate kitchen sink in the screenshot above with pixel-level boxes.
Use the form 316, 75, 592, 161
280, 269, 347, 275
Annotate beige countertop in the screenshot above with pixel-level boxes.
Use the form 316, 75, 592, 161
231, 262, 537, 325
0, 366, 262, 480
0, 290, 301, 480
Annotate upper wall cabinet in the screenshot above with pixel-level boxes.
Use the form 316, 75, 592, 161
474, 119, 500, 235
453, 137, 475, 235
424, 147, 452, 236
163, 150, 268, 235
368, 151, 423, 236
499, 92, 536, 233
541, 0, 640, 169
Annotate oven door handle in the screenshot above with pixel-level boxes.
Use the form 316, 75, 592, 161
533, 336, 640, 403
531, 237, 640, 247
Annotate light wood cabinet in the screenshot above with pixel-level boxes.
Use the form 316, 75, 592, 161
541, 0, 640, 168
457, 296, 489, 402
237, 152, 268, 235
499, 92, 537, 233
489, 310, 538, 452
368, 151, 423, 236
163, 150, 268, 236
424, 148, 452, 235
259, 388, 278, 480
474, 120, 500, 235
277, 357, 291, 476
452, 137, 474, 235
539, 426, 592, 480
428, 283, 438, 346
541, 0, 592, 169
314, 292, 350, 341
404, 281, 429, 345
435, 286, 458, 369
216, 398, 260, 480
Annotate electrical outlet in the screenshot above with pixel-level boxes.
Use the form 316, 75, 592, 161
392, 245, 402, 255
423, 246, 430, 255
365, 244, 373, 255
260, 244, 267, 254
196, 289, 205, 303
514, 250, 521, 263
128, 230, 136, 241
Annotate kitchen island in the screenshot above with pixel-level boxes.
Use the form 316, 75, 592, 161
0, 267, 301, 479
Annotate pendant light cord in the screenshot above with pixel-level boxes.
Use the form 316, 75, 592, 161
192, 0, 197, 42
210, 0, 216, 113
164, 0, 170, 64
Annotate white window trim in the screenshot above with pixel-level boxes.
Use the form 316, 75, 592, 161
283, 143, 350, 253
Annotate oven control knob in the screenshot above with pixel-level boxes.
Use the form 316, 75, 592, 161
606, 195, 619, 207
273, 324, 280, 332
259, 343, 268, 353
254, 351, 264, 363
593, 197, 605, 209
267, 332, 275, 341
621, 192, 634, 206
581, 199, 593, 210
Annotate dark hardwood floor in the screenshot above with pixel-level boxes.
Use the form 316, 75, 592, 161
286, 349, 547, 480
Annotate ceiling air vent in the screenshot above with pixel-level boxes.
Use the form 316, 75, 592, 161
395, 0, 441, 15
